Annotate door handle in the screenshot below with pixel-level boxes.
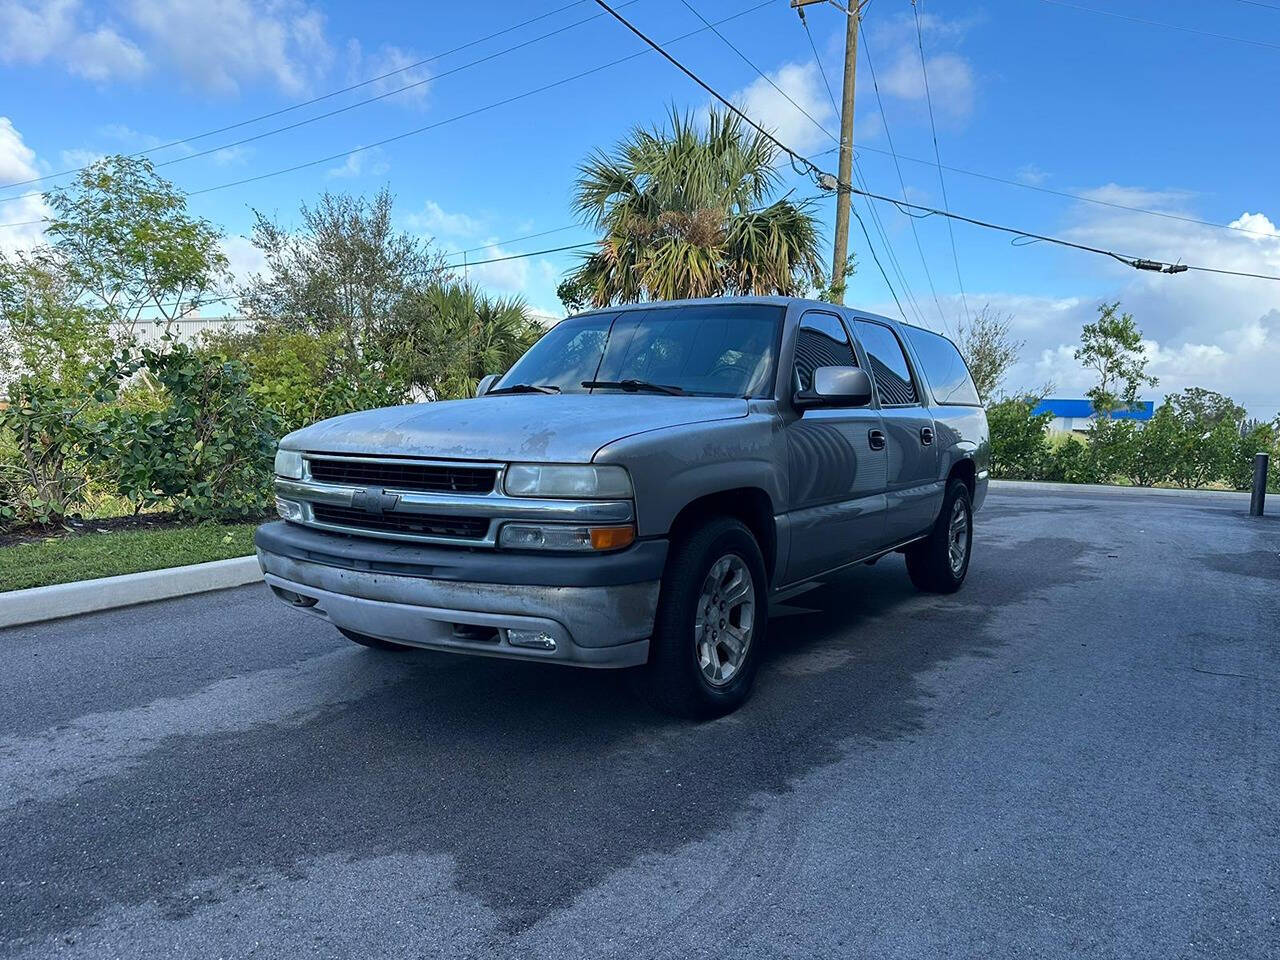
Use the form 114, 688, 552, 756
920, 426, 934, 445
868, 429, 886, 451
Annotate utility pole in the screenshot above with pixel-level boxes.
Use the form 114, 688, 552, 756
794, 0, 859, 303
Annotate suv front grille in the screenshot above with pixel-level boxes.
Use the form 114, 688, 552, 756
311, 504, 490, 540
306, 456, 497, 494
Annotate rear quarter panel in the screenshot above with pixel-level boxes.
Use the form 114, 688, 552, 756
932, 405, 990, 510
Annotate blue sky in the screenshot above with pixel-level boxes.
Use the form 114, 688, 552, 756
3, 0, 1280, 416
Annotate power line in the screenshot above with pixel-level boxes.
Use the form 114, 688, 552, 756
852, 143, 1279, 239
1037, 0, 1280, 52
177, 1, 777, 198
0, 0, 647, 207
851, 204, 908, 320
859, 20, 949, 333
1234, 0, 1280, 10
674, 0, 923, 322
793, 5, 926, 327
587, 0, 823, 178
675, 0, 835, 146
861, 187, 1280, 281
588, 0, 1280, 282
913, 0, 970, 327
0, 0, 597, 196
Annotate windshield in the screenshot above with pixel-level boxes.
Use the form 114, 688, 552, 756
495, 303, 784, 398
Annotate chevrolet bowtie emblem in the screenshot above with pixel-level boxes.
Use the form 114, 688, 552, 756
351, 488, 400, 515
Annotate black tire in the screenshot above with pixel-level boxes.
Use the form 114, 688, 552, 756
904, 478, 973, 594
638, 517, 769, 719
338, 628, 416, 652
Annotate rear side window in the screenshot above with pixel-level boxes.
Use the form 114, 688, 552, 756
853, 319, 918, 405
901, 325, 981, 406
793, 312, 857, 391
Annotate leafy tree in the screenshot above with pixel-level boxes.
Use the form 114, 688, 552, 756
956, 303, 1023, 403
1125, 400, 1183, 487
238, 188, 452, 350
43, 156, 228, 342
1161, 388, 1247, 489
1074, 302, 1157, 417
565, 107, 824, 306
0, 250, 118, 389
986, 398, 1051, 479
395, 282, 542, 400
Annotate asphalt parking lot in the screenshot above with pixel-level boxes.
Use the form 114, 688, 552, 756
1, 485, 1276, 959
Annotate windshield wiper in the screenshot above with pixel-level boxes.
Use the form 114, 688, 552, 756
486, 383, 561, 395
581, 379, 686, 396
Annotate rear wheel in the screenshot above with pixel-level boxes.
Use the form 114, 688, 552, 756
904, 478, 973, 593
639, 518, 768, 719
338, 628, 416, 652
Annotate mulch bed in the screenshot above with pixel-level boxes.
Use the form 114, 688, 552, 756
0, 511, 270, 549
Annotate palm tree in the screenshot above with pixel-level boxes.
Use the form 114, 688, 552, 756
563, 107, 825, 308
396, 282, 543, 400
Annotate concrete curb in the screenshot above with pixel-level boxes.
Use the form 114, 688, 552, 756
990, 479, 1253, 502
0, 555, 262, 629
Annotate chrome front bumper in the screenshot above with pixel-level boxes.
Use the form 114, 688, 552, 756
257, 547, 658, 668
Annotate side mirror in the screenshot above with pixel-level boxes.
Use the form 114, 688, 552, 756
475, 373, 500, 397
794, 366, 873, 409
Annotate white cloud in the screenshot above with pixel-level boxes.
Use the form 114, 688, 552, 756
464, 243, 530, 293
405, 200, 485, 238
345, 39, 431, 107
325, 147, 388, 179
65, 23, 146, 81
211, 145, 251, 166
729, 61, 835, 154
58, 147, 104, 169
864, 12, 976, 123
879, 50, 974, 120
1074, 183, 1194, 212
0, 117, 51, 254
1016, 164, 1049, 186
1230, 211, 1278, 239
986, 192, 1280, 418
221, 234, 265, 286
0, 0, 146, 82
126, 0, 333, 96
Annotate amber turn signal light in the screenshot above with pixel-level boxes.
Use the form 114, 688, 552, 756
589, 525, 636, 550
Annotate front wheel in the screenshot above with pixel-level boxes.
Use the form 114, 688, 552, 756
904, 479, 973, 593
639, 518, 768, 719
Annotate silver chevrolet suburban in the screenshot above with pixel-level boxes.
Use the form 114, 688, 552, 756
256, 297, 989, 716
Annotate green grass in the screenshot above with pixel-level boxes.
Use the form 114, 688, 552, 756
0, 523, 258, 593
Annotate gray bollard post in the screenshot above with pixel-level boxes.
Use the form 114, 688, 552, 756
1250, 452, 1269, 517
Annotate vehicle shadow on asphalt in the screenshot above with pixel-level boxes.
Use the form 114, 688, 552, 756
1, 535, 1094, 946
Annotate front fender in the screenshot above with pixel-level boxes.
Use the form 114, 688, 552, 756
593, 412, 784, 538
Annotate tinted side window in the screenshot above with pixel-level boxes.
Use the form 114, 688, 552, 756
902, 325, 981, 405
793, 313, 857, 391
853, 320, 918, 405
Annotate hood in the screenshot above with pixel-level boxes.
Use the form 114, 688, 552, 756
283, 393, 749, 463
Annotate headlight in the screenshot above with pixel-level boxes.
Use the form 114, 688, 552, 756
503, 464, 632, 499
274, 448, 304, 479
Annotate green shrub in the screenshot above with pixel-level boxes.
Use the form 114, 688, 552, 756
987, 399, 1051, 479
103, 341, 279, 520
1041, 435, 1097, 484
0, 375, 113, 527
1124, 401, 1182, 487
201, 327, 408, 434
